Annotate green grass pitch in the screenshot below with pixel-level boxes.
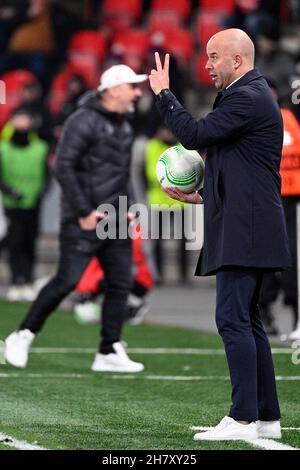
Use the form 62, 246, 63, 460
0, 300, 299, 450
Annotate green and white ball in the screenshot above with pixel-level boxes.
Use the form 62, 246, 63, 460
156, 145, 205, 193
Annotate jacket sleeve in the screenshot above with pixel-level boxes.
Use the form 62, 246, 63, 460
54, 110, 95, 218
156, 89, 254, 150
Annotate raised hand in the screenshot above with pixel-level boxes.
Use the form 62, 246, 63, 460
149, 52, 170, 95
162, 187, 203, 204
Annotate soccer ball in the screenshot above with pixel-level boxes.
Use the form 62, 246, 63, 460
156, 145, 205, 193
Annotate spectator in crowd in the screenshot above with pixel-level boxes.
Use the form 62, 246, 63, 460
17, 80, 54, 144
0, 0, 84, 86
223, 0, 282, 43
255, 32, 295, 103
0, 110, 49, 302
55, 74, 88, 128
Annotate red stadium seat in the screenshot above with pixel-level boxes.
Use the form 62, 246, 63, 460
195, 12, 223, 47
199, 0, 235, 14
102, 0, 142, 35
111, 29, 150, 70
147, 10, 182, 33
67, 31, 106, 87
194, 52, 213, 86
68, 31, 107, 62
150, 29, 194, 67
102, 0, 142, 21
151, 0, 191, 22
0, 69, 37, 129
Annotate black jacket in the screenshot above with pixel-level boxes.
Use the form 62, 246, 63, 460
55, 91, 134, 222
156, 70, 291, 275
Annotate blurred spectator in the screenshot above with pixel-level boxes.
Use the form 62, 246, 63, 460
223, 0, 282, 42
145, 126, 190, 284
55, 74, 88, 128
16, 81, 54, 144
0, 0, 29, 52
255, 33, 295, 103
0, 110, 49, 301
0, 0, 84, 86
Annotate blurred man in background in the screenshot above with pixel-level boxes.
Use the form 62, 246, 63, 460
5, 65, 148, 373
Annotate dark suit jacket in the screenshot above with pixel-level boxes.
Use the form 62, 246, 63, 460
156, 69, 291, 276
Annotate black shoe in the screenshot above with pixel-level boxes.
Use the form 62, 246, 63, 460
125, 301, 149, 325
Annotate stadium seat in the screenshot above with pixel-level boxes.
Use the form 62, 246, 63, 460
195, 11, 223, 47
68, 31, 107, 63
199, 0, 235, 14
111, 29, 150, 71
194, 52, 213, 86
0, 69, 37, 129
150, 29, 194, 67
102, 0, 142, 35
147, 10, 182, 33
151, 0, 191, 22
102, 0, 142, 21
67, 31, 107, 87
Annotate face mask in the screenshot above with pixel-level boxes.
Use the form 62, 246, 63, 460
11, 130, 30, 147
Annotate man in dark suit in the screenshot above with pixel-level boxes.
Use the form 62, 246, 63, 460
149, 29, 290, 441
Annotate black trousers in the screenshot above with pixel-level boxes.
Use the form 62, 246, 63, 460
216, 270, 280, 422
5, 208, 40, 285
20, 222, 133, 354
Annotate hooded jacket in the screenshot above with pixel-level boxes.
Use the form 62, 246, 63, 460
55, 91, 134, 222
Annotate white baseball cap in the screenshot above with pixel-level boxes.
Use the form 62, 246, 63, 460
98, 64, 148, 92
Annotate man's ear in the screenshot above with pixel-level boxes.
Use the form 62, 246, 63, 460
234, 54, 242, 69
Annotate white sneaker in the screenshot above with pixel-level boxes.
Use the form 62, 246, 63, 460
256, 420, 281, 439
4, 329, 35, 368
91, 341, 144, 373
193, 416, 258, 441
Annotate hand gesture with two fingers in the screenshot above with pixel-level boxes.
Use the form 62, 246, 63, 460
149, 52, 170, 95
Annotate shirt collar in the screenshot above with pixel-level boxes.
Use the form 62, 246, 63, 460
226, 74, 246, 89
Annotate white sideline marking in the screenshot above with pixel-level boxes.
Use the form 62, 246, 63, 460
7, 347, 294, 355
1, 373, 300, 382
0, 432, 47, 450
189, 427, 299, 451
0, 373, 84, 379
110, 375, 300, 382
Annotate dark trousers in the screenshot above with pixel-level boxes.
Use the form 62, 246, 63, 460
216, 270, 281, 422
20, 222, 133, 354
5, 208, 40, 285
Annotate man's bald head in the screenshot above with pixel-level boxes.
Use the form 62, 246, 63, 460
206, 29, 255, 90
